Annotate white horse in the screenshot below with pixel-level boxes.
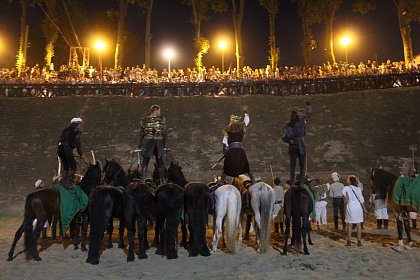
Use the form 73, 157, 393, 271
212, 184, 242, 253
248, 182, 275, 253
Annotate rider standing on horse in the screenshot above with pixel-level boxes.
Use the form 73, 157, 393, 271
220, 111, 255, 184
57, 117, 83, 191
282, 101, 312, 187
138, 105, 167, 184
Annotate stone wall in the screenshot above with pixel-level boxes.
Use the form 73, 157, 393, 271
0, 87, 419, 215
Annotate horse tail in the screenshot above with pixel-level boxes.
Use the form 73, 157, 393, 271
225, 189, 239, 253
259, 185, 273, 253
23, 194, 36, 257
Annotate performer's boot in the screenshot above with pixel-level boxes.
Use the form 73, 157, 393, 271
61, 171, 68, 186
158, 166, 166, 185
274, 223, 279, 233
384, 219, 389, 229
140, 165, 148, 183
65, 169, 75, 192
412, 219, 417, 229
248, 170, 256, 184
376, 219, 382, 229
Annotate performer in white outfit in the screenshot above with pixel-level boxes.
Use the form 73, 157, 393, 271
343, 175, 367, 246
272, 177, 284, 233
369, 193, 389, 229
312, 179, 328, 230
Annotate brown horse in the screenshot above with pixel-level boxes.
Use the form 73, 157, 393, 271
370, 168, 416, 252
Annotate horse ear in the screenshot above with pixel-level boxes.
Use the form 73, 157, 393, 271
105, 158, 109, 163
170, 161, 174, 166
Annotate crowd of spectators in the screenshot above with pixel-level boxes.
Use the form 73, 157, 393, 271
0, 59, 419, 84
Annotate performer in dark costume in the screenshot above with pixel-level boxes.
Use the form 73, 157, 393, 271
57, 117, 83, 191
282, 101, 312, 187
138, 105, 167, 184
220, 112, 255, 183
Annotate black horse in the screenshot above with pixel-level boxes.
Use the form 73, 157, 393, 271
86, 159, 130, 265
370, 168, 415, 252
166, 162, 211, 257
123, 180, 155, 261
7, 162, 101, 261
282, 183, 314, 256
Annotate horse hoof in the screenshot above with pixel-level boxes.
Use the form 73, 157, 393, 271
34, 256, 42, 261
74, 245, 79, 250
155, 249, 163, 256
189, 252, 199, 257
304, 250, 310, 255
81, 247, 87, 252
86, 258, 99, 265
107, 244, 113, 249
397, 245, 403, 252
127, 255, 135, 262
138, 253, 148, 259
281, 252, 287, 256
118, 243, 124, 249
200, 247, 211, 257
6, 256, 13, 261
167, 253, 178, 260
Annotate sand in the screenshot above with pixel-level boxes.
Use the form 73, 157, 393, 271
0, 215, 419, 280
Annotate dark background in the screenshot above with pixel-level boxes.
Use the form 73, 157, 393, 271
0, 0, 419, 70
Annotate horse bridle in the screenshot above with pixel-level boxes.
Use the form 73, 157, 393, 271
104, 166, 124, 186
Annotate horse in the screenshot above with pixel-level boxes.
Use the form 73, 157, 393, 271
370, 168, 417, 252
212, 184, 242, 254
7, 162, 101, 261
86, 159, 130, 265
166, 162, 211, 257
123, 180, 155, 261
247, 182, 275, 253
282, 181, 314, 256
154, 182, 185, 259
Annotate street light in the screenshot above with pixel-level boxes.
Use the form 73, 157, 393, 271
95, 40, 105, 80
163, 48, 174, 79
218, 40, 227, 74
340, 36, 351, 75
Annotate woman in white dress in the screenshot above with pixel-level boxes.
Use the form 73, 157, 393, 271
343, 175, 367, 246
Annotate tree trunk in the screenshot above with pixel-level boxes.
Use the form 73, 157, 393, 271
144, 0, 153, 69
396, 1, 413, 64
17, 2, 28, 77
323, 11, 336, 64
268, 11, 278, 69
301, 17, 312, 66
232, 0, 244, 76
115, 0, 129, 69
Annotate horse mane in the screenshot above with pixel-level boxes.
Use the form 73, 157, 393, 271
80, 162, 101, 194
370, 168, 398, 201
104, 159, 129, 187
167, 162, 188, 187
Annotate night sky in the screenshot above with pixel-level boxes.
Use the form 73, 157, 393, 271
0, 0, 419, 70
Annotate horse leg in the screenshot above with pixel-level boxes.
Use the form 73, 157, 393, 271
238, 213, 243, 244
7, 222, 25, 261
254, 211, 261, 252
282, 215, 291, 256
212, 214, 223, 252
302, 215, 310, 255
166, 211, 181, 259
118, 216, 125, 249
155, 215, 165, 256
31, 218, 46, 261
80, 212, 89, 251
138, 216, 148, 259
51, 214, 58, 239
180, 216, 188, 249
397, 218, 404, 252
106, 220, 114, 249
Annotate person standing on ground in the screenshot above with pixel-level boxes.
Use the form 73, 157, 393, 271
343, 175, 368, 246
329, 172, 346, 232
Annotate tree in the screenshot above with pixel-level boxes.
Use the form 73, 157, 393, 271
292, 0, 322, 66
259, 0, 280, 70
318, 0, 342, 64
392, 0, 420, 65
231, 0, 245, 75
114, 0, 129, 69
133, 0, 154, 69
183, 0, 227, 71
39, 0, 59, 67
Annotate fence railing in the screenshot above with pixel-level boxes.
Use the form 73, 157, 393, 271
0, 72, 418, 97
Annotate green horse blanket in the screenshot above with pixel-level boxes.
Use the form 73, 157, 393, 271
393, 176, 420, 214
53, 184, 88, 234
